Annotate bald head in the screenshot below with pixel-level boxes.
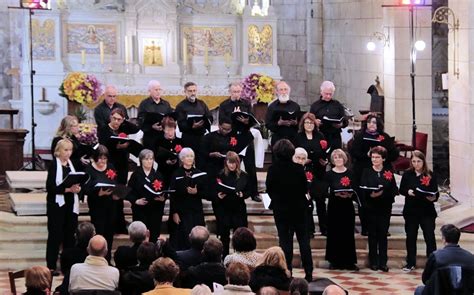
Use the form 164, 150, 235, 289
87, 235, 108, 257
322, 284, 346, 295
148, 80, 162, 101
104, 85, 118, 107
189, 225, 210, 250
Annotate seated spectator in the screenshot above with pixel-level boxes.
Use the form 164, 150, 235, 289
114, 221, 149, 270
24, 266, 52, 295
415, 224, 474, 295
249, 246, 291, 292
69, 235, 119, 292
182, 237, 227, 291
191, 284, 212, 295
222, 262, 254, 294
257, 286, 280, 295
224, 227, 262, 270
290, 278, 308, 295
57, 222, 96, 295
119, 241, 157, 295
176, 225, 210, 271
144, 257, 191, 295
322, 285, 346, 295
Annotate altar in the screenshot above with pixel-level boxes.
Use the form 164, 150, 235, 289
7, 0, 281, 152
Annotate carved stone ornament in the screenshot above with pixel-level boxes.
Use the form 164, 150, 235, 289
58, 0, 125, 12
177, 0, 240, 15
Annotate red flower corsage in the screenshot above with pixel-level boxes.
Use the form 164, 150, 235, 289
305, 171, 314, 182
383, 170, 393, 181
320, 140, 328, 150
118, 132, 127, 138
105, 169, 117, 180
152, 179, 163, 191
230, 137, 238, 147
216, 178, 222, 184
420, 175, 431, 186
377, 135, 385, 141
174, 144, 183, 153
340, 176, 351, 187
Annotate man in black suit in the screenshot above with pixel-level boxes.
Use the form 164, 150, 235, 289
114, 221, 149, 270
414, 224, 474, 295
176, 225, 210, 271
94, 85, 128, 130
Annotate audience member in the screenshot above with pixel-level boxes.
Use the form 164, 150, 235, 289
190, 284, 213, 295
119, 241, 157, 295
114, 221, 149, 270
182, 237, 227, 291
224, 227, 262, 270
24, 266, 52, 295
176, 225, 210, 271
415, 224, 474, 295
289, 278, 308, 295
222, 262, 255, 294
257, 286, 280, 295
144, 257, 191, 295
69, 235, 119, 292
322, 284, 346, 295
249, 246, 291, 292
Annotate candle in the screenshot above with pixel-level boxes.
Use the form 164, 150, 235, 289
204, 44, 209, 66
224, 52, 231, 67
99, 41, 104, 64
41, 87, 46, 101
81, 50, 86, 65
183, 38, 188, 66
124, 36, 129, 64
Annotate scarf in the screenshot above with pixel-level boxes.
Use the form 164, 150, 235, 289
55, 157, 79, 214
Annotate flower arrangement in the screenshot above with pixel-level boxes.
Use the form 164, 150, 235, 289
77, 123, 98, 146
241, 73, 275, 104
59, 72, 102, 105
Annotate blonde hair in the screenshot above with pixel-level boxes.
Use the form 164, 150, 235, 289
258, 246, 290, 277
330, 149, 348, 165
224, 151, 241, 177
25, 266, 51, 291
56, 115, 78, 137
54, 138, 73, 158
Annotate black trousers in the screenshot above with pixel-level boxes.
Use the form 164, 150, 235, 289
323, 132, 342, 150
169, 211, 205, 251
132, 202, 165, 243
404, 214, 437, 267
309, 190, 327, 234
46, 202, 78, 270
273, 210, 313, 277
367, 210, 391, 267
88, 198, 115, 260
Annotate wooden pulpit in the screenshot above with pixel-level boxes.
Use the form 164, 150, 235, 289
0, 109, 28, 177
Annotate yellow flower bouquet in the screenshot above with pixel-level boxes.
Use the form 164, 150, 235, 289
59, 72, 102, 105
242, 73, 275, 104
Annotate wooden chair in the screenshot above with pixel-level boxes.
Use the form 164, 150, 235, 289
8, 269, 25, 294
392, 132, 428, 173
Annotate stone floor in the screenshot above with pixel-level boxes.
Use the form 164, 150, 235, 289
1, 267, 423, 295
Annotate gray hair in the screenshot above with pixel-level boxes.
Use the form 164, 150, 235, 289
104, 85, 118, 94
178, 147, 195, 162
191, 284, 212, 295
147, 80, 161, 91
128, 221, 148, 243
320, 80, 336, 92
276, 80, 291, 91
138, 149, 154, 165
294, 147, 308, 158
228, 81, 242, 90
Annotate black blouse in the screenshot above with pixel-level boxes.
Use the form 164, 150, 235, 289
169, 167, 208, 214
399, 170, 438, 217
360, 167, 398, 211
127, 167, 166, 204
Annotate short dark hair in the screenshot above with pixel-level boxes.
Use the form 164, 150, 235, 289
162, 116, 176, 128
272, 139, 295, 162
362, 114, 385, 133
202, 237, 223, 263
184, 81, 197, 90
226, 262, 250, 285
369, 145, 387, 159
110, 107, 126, 119
137, 242, 157, 266
76, 222, 95, 248
232, 227, 257, 252
219, 116, 232, 126
149, 257, 180, 283
290, 278, 309, 295
92, 144, 109, 162
440, 224, 461, 244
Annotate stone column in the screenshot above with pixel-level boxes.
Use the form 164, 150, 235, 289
447, 0, 474, 207
307, 0, 322, 106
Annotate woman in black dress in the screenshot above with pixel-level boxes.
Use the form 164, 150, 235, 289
46, 139, 81, 272
400, 150, 438, 272
155, 117, 183, 187
127, 149, 166, 243
214, 151, 250, 257
168, 147, 208, 250
324, 149, 358, 271
349, 114, 398, 235
296, 112, 329, 236
360, 146, 398, 272
83, 145, 118, 259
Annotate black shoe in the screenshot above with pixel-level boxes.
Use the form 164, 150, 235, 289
305, 275, 313, 283
379, 265, 389, 272
320, 230, 327, 236
50, 269, 61, 276
251, 195, 262, 202
370, 265, 378, 271
387, 231, 391, 237
346, 264, 359, 271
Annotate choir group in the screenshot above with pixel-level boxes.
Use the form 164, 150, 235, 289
46, 79, 439, 279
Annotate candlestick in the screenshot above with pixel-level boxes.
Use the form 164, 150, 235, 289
125, 36, 129, 64
224, 52, 231, 68
81, 50, 86, 65
204, 44, 209, 66
41, 87, 46, 101
183, 38, 188, 66
99, 41, 104, 65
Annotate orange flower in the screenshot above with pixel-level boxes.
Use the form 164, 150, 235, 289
420, 175, 431, 186
152, 179, 163, 191
105, 169, 117, 180
174, 144, 183, 153
340, 176, 351, 187
383, 170, 393, 181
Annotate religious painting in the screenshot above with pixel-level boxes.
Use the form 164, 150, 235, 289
32, 19, 55, 60
142, 38, 164, 66
182, 26, 234, 58
66, 23, 117, 54
248, 24, 273, 65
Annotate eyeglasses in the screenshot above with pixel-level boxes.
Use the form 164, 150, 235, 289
111, 116, 124, 122
304, 121, 315, 125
